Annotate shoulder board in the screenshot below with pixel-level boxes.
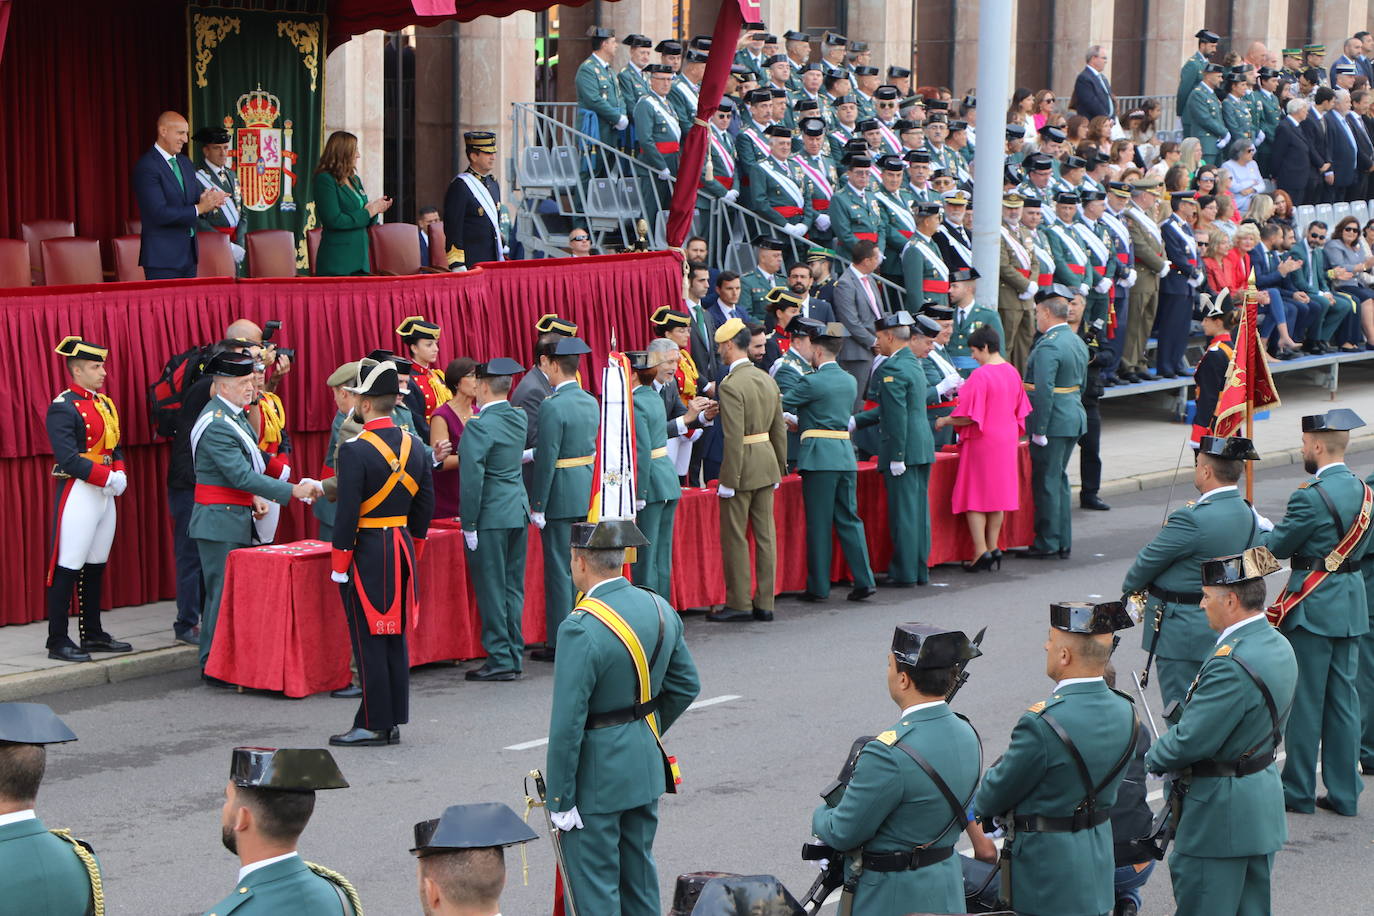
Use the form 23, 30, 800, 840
1027, 701, 1046, 714
1183, 500, 1196, 508
874, 729, 898, 745
882, 375, 895, 383
1215, 644, 1233, 657
1299, 480, 1314, 489
53, 393, 68, 404
1109, 686, 1137, 704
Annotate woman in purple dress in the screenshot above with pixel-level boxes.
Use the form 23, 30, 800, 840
935, 326, 1030, 571
428, 357, 476, 518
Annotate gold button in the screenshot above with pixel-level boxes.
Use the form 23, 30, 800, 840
239, 886, 248, 893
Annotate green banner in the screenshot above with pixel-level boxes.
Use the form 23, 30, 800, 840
188, 4, 326, 269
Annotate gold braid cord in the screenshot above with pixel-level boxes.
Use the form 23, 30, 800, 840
306, 861, 364, 916
49, 829, 104, 916
193, 15, 242, 89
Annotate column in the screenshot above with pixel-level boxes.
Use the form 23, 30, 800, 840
601, 2, 677, 44
952, 0, 980, 98
1141, 0, 1207, 97
1312, 0, 1368, 51
845, 0, 915, 77
1230, 0, 1290, 63
413, 24, 457, 214
324, 31, 386, 202
455, 12, 537, 205
1050, 0, 1114, 105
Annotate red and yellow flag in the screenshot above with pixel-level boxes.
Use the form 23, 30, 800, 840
1212, 273, 1280, 437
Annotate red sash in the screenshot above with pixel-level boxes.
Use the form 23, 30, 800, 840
1016, 268, 1031, 278
854, 232, 878, 242
923, 280, 950, 293
656, 141, 680, 154
195, 484, 254, 507
812, 199, 830, 211
1266, 482, 1374, 627
214, 226, 235, 236
1037, 272, 1053, 285
718, 175, 734, 190
1093, 265, 1106, 276
1068, 264, 1086, 275
774, 205, 804, 217
898, 229, 914, 239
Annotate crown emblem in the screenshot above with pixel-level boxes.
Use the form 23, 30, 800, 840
237, 86, 281, 128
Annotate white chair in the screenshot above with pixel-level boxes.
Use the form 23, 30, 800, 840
1294, 204, 1317, 236
1350, 199, 1370, 226
1333, 201, 1352, 225
1315, 202, 1336, 230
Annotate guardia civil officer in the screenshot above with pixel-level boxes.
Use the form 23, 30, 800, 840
545, 519, 701, 916
207, 747, 359, 914
975, 602, 1138, 916
443, 131, 504, 270
1259, 409, 1371, 815
1121, 435, 1265, 708
0, 703, 103, 914
1145, 548, 1298, 916
630, 350, 684, 600
810, 626, 980, 915
45, 336, 131, 662
411, 802, 537, 916
329, 360, 435, 747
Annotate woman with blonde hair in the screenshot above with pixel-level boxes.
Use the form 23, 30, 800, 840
1177, 137, 1203, 181
1032, 89, 1057, 129
312, 130, 392, 275
1246, 194, 1275, 226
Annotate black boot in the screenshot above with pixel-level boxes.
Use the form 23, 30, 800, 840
46, 567, 90, 661
78, 563, 130, 653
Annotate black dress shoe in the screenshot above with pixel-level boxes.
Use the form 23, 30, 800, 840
1361, 760, 1374, 775
331, 685, 363, 698
329, 727, 389, 747
878, 577, 915, 588
1118, 371, 1140, 383
1115, 899, 1139, 916
796, 591, 826, 603
1157, 371, 1178, 379
465, 665, 519, 681
388, 726, 401, 745
1058, 548, 1072, 559
173, 627, 199, 646
201, 673, 236, 689
1284, 801, 1312, 814
705, 607, 754, 622
1080, 494, 1111, 511
81, 634, 132, 653
47, 644, 92, 663
1019, 547, 1059, 559
530, 646, 557, 662
752, 608, 774, 621
1315, 795, 1355, 816
847, 586, 876, 602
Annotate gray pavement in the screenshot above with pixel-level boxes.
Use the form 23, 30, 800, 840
33, 458, 1373, 915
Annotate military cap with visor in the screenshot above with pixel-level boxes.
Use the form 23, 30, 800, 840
474, 358, 524, 378
205, 351, 255, 377
464, 131, 497, 154
785, 315, 828, 338
912, 313, 942, 338
193, 126, 232, 145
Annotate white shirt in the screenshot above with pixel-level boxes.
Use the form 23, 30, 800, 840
0, 810, 37, 828
554, 380, 577, 392
238, 851, 298, 883
216, 393, 247, 415
1215, 612, 1268, 645
1054, 675, 1105, 691
1316, 461, 1347, 477
584, 576, 624, 598
1041, 321, 1068, 335
1195, 484, 1238, 504
900, 699, 947, 717
728, 357, 751, 374
155, 143, 179, 167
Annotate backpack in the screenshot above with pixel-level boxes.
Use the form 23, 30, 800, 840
147, 345, 210, 439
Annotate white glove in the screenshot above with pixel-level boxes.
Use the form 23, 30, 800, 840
889, 461, 907, 477
782, 411, 798, 425
106, 470, 128, 497
452, 264, 468, 273
298, 476, 321, 505
635, 499, 647, 511
717, 485, 736, 499
1255, 130, 1265, 145
551, 807, 584, 831
1251, 505, 1275, 532
1077, 283, 1089, 296
936, 377, 960, 397
1094, 277, 1111, 294
1024, 281, 1039, 299
1031, 433, 1048, 447
1218, 132, 1231, 148
521, 448, 535, 465
782, 223, 806, 238
1187, 273, 1205, 289
531, 512, 546, 530
615, 115, 629, 131
1156, 263, 1170, 278
774, 481, 781, 490
847, 415, 857, 432
1124, 268, 1138, 288
815, 214, 832, 232
723, 188, 739, 203
463, 530, 478, 551
815, 857, 830, 872
330, 571, 349, 584
657, 168, 672, 180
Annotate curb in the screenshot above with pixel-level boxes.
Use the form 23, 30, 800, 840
0, 645, 199, 702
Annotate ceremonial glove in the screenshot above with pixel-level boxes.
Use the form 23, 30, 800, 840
1251, 504, 1275, 532
1218, 132, 1231, 148
774, 481, 781, 490
723, 188, 739, 203
635, 499, 647, 511
521, 448, 535, 465
531, 512, 546, 530
1124, 268, 1138, 288
1078, 283, 1089, 296
1157, 263, 1170, 278
107, 470, 128, 497
889, 461, 907, 477
1024, 281, 1039, 299
551, 807, 584, 831
615, 115, 629, 131
1255, 130, 1266, 145
1094, 277, 1111, 294
815, 858, 830, 872
452, 264, 468, 272
463, 530, 479, 551
935, 377, 960, 397
815, 214, 832, 232
1187, 273, 1205, 289
330, 571, 349, 584
717, 485, 736, 499
782, 223, 805, 238
1031, 433, 1048, 447
658, 168, 672, 181
847, 415, 857, 432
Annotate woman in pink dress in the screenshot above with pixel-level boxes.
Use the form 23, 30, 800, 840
429, 357, 477, 518
935, 326, 1031, 572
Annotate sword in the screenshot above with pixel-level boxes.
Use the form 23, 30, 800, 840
524, 769, 579, 916
1160, 434, 1192, 527
1132, 669, 1161, 741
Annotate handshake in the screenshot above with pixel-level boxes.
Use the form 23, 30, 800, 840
292, 478, 324, 504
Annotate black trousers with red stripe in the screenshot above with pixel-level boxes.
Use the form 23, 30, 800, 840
340, 583, 410, 731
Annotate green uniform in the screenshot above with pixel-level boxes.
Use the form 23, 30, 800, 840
1262, 463, 1371, 813
0, 816, 100, 915
853, 347, 932, 584
919, 349, 960, 448
633, 91, 682, 214
739, 265, 787, 321
631, 384, 682, 599
546, 576, 701, 916
1221, 92, 1256, 149
746, 154, 816, 232
1043, 215, 1091, 298
667, 76, 702, 134
1025, 324, 1088, 554
829, 181, 884, 259
1362, 469, 1374, 771
828, 124, 857, 162
812, 703, 980, 914
900, 230, 949, 313
976, 679, 1138, 916
1186, 82, 1227, 165
1253, 88, 1282, 173
459, 399, 531, 673
781, 361, 875, 596
1145, 617, 1298, 916
1121, 486, 1263, 707
189, 397, 295, 666
769, 347, 812, 466
202, 854, 357, 915
873, 186, 918, 278
700, 125, 739, 202
618, 64, 650, 109
530, 382, 599, 648
575, 54, 626, 145
1177, 51, 1208, 133
734, 48, 766, 81
734, 119, 771, 174
946, 301, 1005, 372
1074, 215, 1119, 329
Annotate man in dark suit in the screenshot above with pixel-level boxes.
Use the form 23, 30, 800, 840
1072, 45, 1115, 120
785, 261, 835, 323
707, 270, 751, 327
133, 111, 227, 280
1351, 89, 1374, 200
1272, 98, 1327, 205
1302, 88, 1337, 203
831, 240, 884, 408
1325, 91, 1360, 203
416, 207, 439, 267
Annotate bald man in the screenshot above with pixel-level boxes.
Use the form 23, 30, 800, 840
133, 111, 228, 279
1244, 41, 1269, 71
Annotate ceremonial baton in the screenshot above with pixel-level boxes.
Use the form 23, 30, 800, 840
525, 769, 580, 916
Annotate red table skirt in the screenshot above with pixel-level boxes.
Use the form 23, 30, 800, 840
207, 444, 1033, 697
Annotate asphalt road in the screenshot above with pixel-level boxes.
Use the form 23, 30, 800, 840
40, 459, 1373, 915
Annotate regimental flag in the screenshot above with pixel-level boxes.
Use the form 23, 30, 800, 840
1212, 270, 1279, 437
587, 350, 638, 560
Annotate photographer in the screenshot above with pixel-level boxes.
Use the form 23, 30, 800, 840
1069, 295, 1113, 511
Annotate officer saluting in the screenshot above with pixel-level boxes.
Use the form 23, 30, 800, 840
1260, 408, 1372, 816
46, 336, 131, 662
975, 601, 1138, 916
329, 360, 435, 747
443, 131, 504, 271
810, 625, 981, 915
208, 747, 359, 914
1145, 548, 1297, 916
0, 703, 103, 914
1122, 435, 1265, 708
545, 518, 701, 916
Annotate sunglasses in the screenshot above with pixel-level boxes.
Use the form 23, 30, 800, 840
1344, 226, 1359, 233
569, 235, 590, 242
1311, 234, 1328, 241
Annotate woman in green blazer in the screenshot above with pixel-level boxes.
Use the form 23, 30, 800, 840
312, 130, 391, 275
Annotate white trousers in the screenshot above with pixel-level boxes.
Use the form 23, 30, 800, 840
57, 479, 116, 570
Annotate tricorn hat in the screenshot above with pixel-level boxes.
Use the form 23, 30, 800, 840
571, 518, 649, 549
0, 702, 77, 744
1201, 546, 1282, 586
346, 360, 401, 397
54, 336, 107, 362
230, 747, 349, 792
411, 802, 538, 857
474, 357, 525, 378
1197, 435, 1260, 460
396, 315, 441, 341
1050, 601, 1134, 634
535, 313, 578, 336
891, 624, 979, 669
1301, 409, 1365, 432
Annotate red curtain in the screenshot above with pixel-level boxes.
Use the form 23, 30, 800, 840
0, 251, 682, 624
325, 0, 595, 49
0, 0, 186, 244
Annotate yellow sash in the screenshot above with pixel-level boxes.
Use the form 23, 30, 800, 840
427, 367, 453, 410
256, 391, 285, 449
358, 430, 418, 518
91, 393, 120, 452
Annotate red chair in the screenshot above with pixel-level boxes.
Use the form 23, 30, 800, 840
40, 238, 103, 286
427, 220, 448, 270
0, 239, 31, 288
122, 218, 142, 236
21, 218, 75, 285
306, 228, 322, 275
111, 236, 145, 282
369, 222, 445, 275
246, 230, 298, 278
196, 231, 236, 278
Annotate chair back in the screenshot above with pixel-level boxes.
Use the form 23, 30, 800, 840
21, 218, 75, 285
40, 237, 103, 286
111, 236, 145, 282
427, 220, 447, 269
196, 231, 236, 278
122, 218, 143, 236
368, 223, 423, 275
246, 230, 298, 277
0, 239, 31, 288
307, 227, 322, 275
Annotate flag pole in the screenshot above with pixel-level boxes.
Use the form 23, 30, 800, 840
1245, 270, 1258, 502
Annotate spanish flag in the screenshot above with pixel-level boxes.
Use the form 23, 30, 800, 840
1212, 270, 1279, 437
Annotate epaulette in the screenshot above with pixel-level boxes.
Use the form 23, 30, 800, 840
874, 730, 898, 745
305, 862, 362, 915
1184, 500, 1196, 508
1299, 480, 1314, 489
882, 375, 895, 383
1215, 644, 1233, 657
1109, 686, 1137, 704
1027, 701, 1047, 714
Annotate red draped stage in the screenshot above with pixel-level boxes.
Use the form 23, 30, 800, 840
0, 252, 682, 625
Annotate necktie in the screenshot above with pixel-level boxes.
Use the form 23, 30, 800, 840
860, 275, 880, 318
168, 154, 184, 190
957, 308, 966, 328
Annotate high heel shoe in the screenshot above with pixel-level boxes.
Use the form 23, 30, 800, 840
963, 552, 996, 573
991, 549, 1004, 562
